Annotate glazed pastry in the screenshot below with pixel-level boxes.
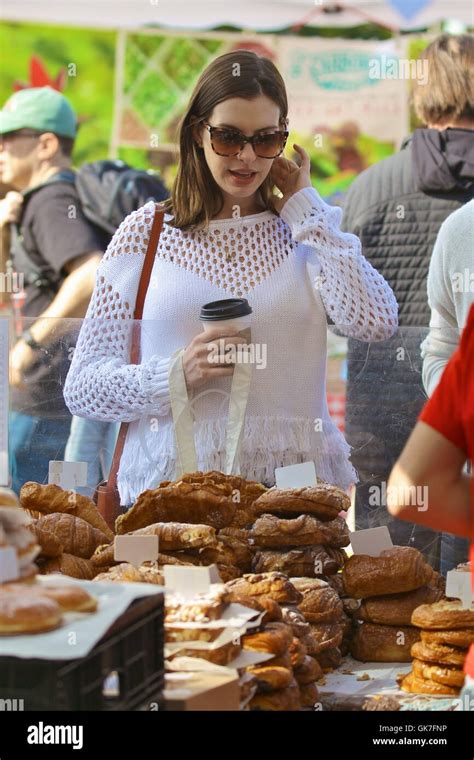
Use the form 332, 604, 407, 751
253, 483, 350, 521
300, 682, 320, 708
411, 600, 474, 630
308, 622, 344, 652
170, 640, 241, 666
3, 582, 97, 613
116, 480, 236, 533
216, 564, 241, 583
280, 606, 311, 638
225, 573, 303, 604
242, 622, 294, 657
350, 622, 420, 662
421, 629, 474, 649
165, 626, 225, 644
290, 578, 344, 623
219, 527, 250, 541
250, 513, 350, 548
412, 659, 464, 689
199, 537, 253, 572
93, 562, 164, 584
132, 521, 218, 550
252, 546, 342, 577
313, 647, 342, 671
411, 640, 467, 668
294, 655, 323, 684
342, 547, 434, 599
400, 672, 460, 696
0, 591, 62, 635
358, 584, 444, 626
169, 471, 267, 510
249, 679, 301, 711
165, 586, 229, 623
288, 636, 308, 668
20, 481, 113, 540
246, 663, 293, 692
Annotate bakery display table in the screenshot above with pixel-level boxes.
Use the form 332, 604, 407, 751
318, 656, 461, 711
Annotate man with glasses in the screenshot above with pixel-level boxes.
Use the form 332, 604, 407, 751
0, 86, 105, 493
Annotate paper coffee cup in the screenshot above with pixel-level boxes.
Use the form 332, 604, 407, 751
200, 298, 252, 342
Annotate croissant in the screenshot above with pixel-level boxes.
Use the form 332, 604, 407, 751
132, 521, 218, 550
29, 522, 64, 557
41, 553, 96, 580
115, 481, 236, 533
37, 513, 110, 559
20, 482, 113, 541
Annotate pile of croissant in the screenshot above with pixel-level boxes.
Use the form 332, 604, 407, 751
341, 547, 446, 665
20, 482, 113, 580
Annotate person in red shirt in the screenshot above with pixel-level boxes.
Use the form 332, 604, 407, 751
388, 302, 473, 706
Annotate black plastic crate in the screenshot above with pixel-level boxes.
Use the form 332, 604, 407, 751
0, 592, 165, 711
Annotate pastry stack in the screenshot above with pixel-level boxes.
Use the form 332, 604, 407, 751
111, 471, 264, 581
289, 577, 346, 672
164, 584, 243, 666
0, 493, 98, 635
248, 483, 351, 579
400, 600, 474, 696
0, 487, 41, 583
19, 482, 113, 580
225, 571, 322, 710
343, 547, 443, 663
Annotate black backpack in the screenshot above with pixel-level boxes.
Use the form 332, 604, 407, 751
11, 160, 169, 294
74, 159, 169, 236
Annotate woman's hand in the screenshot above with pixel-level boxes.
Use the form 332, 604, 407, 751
270, 143, 312, 214
182, 327, 248, 391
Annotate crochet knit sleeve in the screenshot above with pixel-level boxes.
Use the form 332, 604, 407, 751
280, 187, 398, 341
63, 201, 172, 422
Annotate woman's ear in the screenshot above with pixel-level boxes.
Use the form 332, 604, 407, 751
191, 121, 203, 149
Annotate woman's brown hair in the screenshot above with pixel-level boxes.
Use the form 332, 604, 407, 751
412, 34, 474, 126
163, 50, 288, 231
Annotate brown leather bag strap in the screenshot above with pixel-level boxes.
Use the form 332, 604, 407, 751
106, 202, 166, 496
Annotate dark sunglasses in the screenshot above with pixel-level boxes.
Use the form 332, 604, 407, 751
202, 121, 288, 159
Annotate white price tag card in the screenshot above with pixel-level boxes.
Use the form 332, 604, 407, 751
349, 526, 393, 556
0, 546, 19, 582
275, 461, 317, 489
446, 570, 473, 609
48, 461, 88, 490
114, 535, 159, 568
163, 565, 220, 598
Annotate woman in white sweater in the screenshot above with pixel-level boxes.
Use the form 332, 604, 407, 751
64, 51, 398, 507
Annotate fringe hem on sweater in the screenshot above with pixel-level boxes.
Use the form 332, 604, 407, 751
117, 414, 358, 506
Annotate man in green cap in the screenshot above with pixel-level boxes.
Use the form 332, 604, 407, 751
0, 86, 106, 493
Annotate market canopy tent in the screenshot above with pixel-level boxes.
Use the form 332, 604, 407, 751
1, 0, 473, 30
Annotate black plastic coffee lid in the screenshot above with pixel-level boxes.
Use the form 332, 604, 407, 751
200, 298, 252, 321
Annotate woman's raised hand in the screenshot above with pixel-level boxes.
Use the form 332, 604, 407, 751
270, 143, 312, 214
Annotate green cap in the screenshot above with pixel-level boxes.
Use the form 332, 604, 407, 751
0, 87, 77, 138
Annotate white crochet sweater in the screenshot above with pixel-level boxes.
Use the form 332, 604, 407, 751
64, 186, 398, 505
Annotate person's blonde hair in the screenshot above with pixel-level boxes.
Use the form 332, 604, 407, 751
412, 34, 474, 126
162, 50, 288, 231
